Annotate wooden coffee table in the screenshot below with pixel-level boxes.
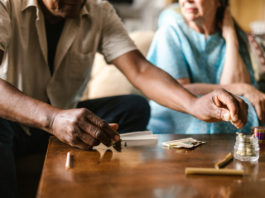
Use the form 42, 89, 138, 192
37, 134, 265, 198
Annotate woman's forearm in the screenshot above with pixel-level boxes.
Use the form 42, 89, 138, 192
220, 32, 250, 84
183, 82, 250, 97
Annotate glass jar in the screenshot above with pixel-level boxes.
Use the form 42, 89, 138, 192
234, 133, 260, 162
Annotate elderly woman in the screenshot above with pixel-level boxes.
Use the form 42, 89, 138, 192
147, 0, 265, 134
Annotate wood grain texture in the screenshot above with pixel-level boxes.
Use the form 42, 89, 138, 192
37, 134, 265, 198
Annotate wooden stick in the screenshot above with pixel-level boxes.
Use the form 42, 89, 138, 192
215, 152, 233, 169
185, 167, 244, 176
65, 152, 73, 170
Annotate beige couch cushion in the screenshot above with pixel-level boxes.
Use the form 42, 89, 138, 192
82, 31, 154, 100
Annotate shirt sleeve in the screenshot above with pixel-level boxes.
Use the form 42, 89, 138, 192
98, 2, 137, 63
158, 3, 181, 29
147, 24, 189, 80
0, 0, 11, 52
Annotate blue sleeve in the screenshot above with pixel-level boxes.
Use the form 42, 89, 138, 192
158, 3, 181, 28
147, 24, 189, 79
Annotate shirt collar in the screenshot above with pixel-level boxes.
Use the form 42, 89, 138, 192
80, 2, 90, 17
21, 0, 90, 17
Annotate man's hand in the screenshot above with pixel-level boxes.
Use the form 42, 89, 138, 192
50, 108, 120, 150
191, 89, 248, 129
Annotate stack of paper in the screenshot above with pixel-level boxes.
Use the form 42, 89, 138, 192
120, 131, 158, 146
162, 138, 205, 149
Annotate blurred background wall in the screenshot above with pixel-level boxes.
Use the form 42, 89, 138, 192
230, 0, 265, 33
166, 0, 265, 33
108, 0, 166, 31
108, 0, 265, 33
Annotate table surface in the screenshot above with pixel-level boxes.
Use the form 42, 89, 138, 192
37, 134, 265, 198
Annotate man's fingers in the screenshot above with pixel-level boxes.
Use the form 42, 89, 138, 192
85, 112, 120, 142
259, 101, 264, 121
77, 129, 100, 146
109, 123, 119, 132
79, 121, 112, 147
212, 96, 222, 107
255, 102, 263, 122
212, 89, 249, 129
229, 98, 248, 129
239, 98, 248, 126
103, 125, 120, 142
261, 101, 265, 123
212, 96, 237, 122
52, 108, 120, 150
220, 109, 231, 121
214, 90, 240, 122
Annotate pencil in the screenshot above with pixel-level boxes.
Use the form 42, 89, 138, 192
215, 152, 233, 169
185, 167, 244, 176
65, 152, 73, 170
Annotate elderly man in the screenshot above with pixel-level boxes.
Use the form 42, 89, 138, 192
0, 0, 247, 197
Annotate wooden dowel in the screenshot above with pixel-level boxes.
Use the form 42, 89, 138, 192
65, 152, 73, 170
215, 152, 233, 169
185, 167, 244, 176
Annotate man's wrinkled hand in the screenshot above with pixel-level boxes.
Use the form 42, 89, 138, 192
192, 89, 248, 129
50, 108, 120, 150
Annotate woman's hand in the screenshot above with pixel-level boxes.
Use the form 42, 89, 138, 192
243, 85, 265, 123
221, 7, 236, 42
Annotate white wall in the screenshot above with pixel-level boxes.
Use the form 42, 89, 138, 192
112, 0, 167, 32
